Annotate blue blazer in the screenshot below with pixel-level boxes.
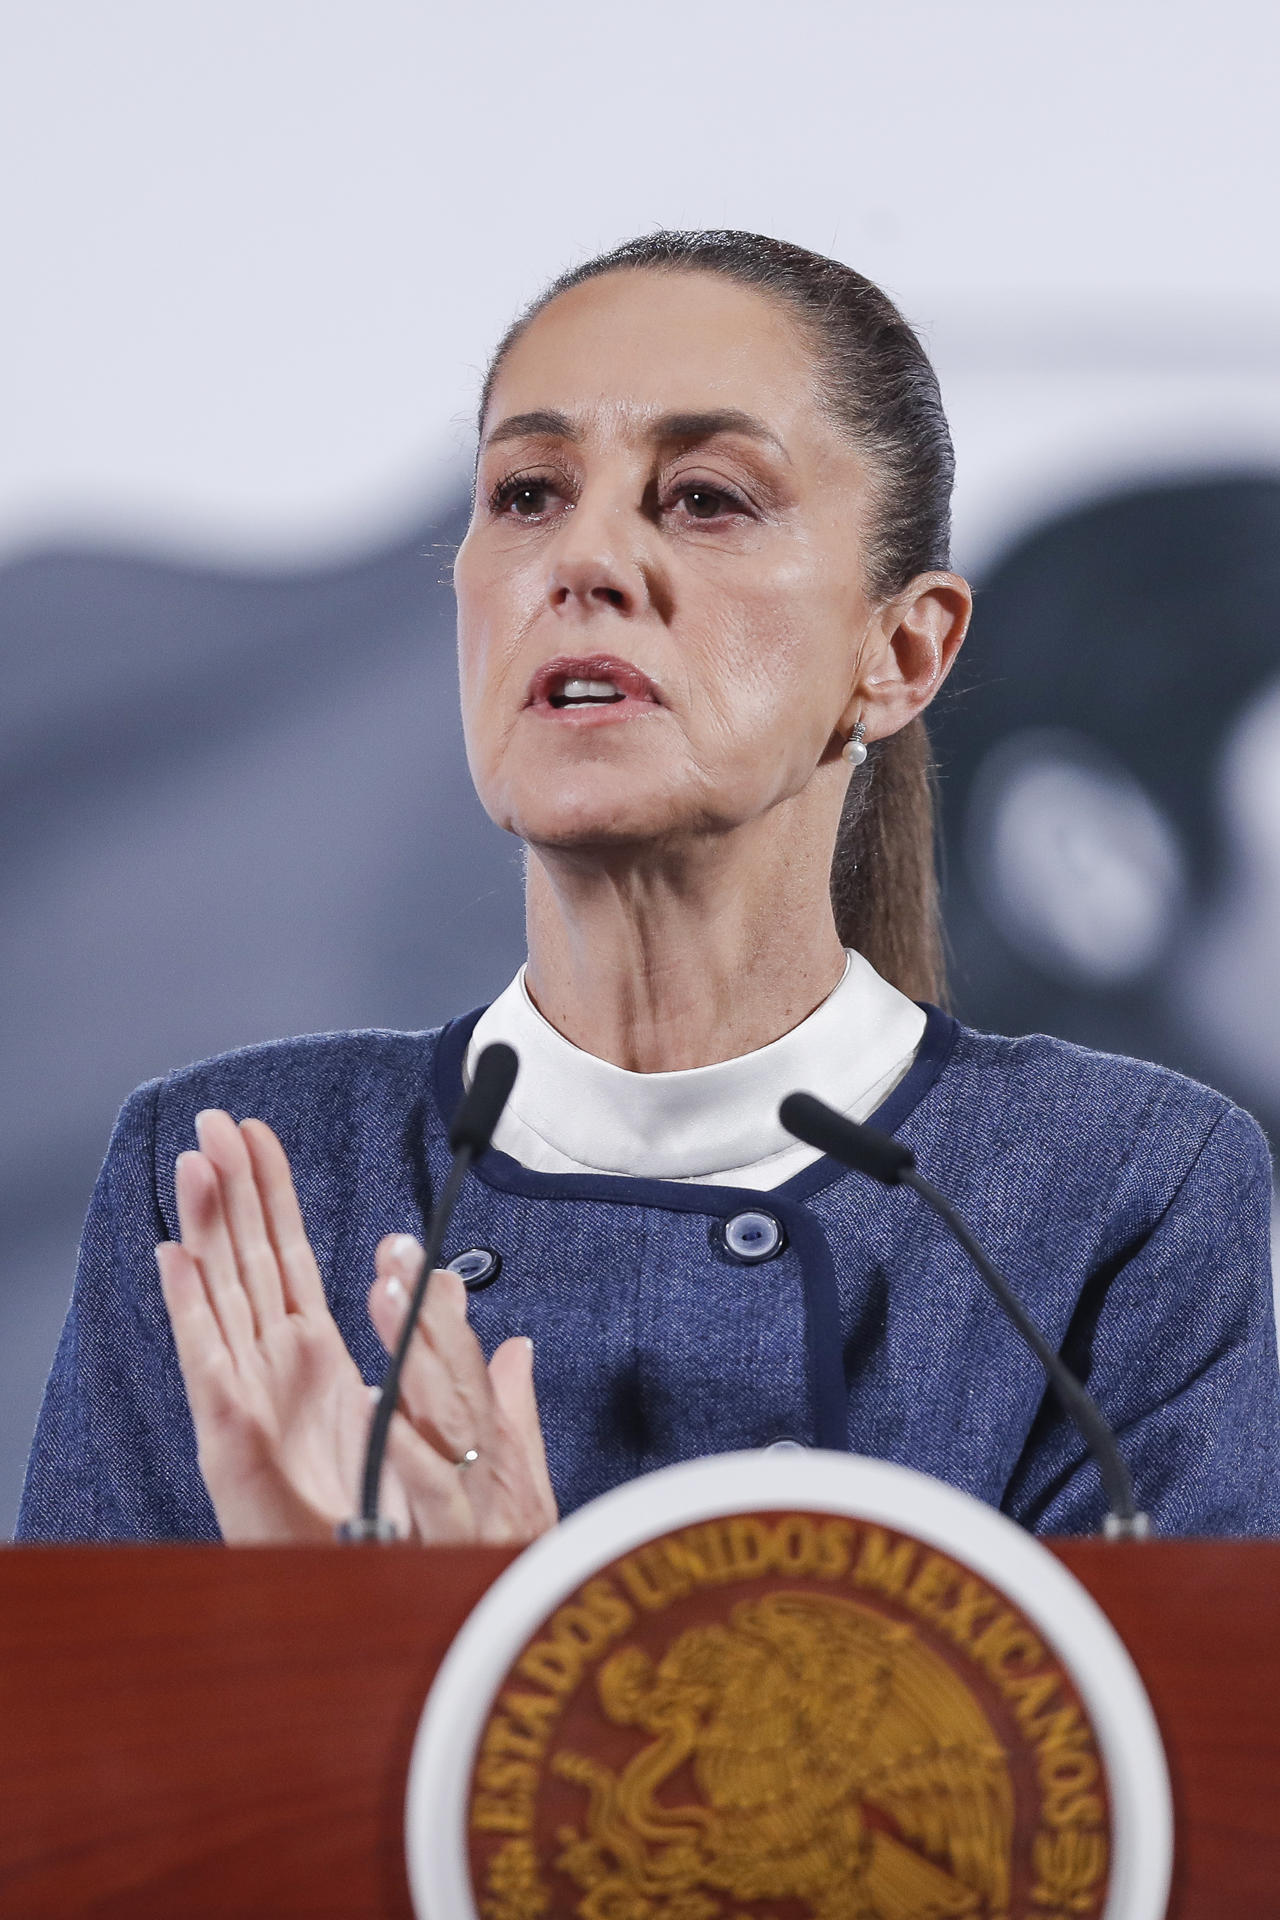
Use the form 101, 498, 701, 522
17, 1006, 1280, 1540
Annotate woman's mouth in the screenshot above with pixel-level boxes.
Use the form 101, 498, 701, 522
552, 676, 625, 709
526, 655, 664, 721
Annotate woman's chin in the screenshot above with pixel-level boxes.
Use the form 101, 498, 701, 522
516, 802, 681, 855
485, 752, 701, 852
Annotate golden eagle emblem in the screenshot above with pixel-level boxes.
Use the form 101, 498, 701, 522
466, 1514, 1110, 1920
550, 1590, 1014, 1919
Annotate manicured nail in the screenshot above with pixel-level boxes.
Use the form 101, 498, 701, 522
387, 1276, 406, 1305
391, 1234, 420, 1261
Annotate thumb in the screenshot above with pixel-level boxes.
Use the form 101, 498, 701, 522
488, 1337, 557, 1522
488, 1336, 538, 1441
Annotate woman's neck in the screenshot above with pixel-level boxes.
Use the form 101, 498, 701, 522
523, 811, 848, 1073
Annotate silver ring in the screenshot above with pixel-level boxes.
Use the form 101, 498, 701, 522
456, 1447, 480, 1471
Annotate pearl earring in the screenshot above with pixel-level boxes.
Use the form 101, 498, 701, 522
842, 721, 868, 767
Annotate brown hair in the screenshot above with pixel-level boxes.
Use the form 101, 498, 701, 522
480, 230, 954, 1004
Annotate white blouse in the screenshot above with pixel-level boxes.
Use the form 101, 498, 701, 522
465, 949, 925, 1191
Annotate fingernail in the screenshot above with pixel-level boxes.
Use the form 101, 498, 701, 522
368, 1384, 382, 1403
521, 1337, 534, 1354
387, 1276, 406, 1305
390, 1234, 421, 1261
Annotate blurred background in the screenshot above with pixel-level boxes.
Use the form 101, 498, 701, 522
4, 0, 1280, 1533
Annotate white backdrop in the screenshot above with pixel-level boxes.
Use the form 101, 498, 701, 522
4, 0, 1280, 569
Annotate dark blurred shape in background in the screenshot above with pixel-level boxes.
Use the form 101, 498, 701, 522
936, 474, 1280, 1140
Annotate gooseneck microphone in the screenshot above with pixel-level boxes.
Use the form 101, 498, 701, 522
779, 1092, 1149, 1540
342, 1042, 519, 1541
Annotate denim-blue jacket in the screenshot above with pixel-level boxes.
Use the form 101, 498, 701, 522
16, 1005, 1280, 1540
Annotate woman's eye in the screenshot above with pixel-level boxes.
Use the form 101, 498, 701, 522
671, 484, 746, 522
491, 476, 562, 519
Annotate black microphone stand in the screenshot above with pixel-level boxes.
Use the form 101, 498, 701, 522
339, 1043, 518, 1542
779, 1093, 1150, 1540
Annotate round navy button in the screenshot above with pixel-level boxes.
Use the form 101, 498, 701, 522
445, 1247, 502, 1291
764, 1437, 807, 1452
719, 1210, 786, 1263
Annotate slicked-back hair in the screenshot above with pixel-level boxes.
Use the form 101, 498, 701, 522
479, 230, 954, 1005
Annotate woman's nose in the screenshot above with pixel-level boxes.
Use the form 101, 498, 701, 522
546, 500, 648, 619
548, 558, 631, 614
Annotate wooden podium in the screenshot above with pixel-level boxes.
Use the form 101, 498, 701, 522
0, 1540, 1276, 1917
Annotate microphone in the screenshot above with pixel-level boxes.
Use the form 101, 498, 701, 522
341, 1042, 519, 1541
779, 1092, 1149, 1540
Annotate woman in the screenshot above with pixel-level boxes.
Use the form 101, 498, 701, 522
18, 231, 1280, 1544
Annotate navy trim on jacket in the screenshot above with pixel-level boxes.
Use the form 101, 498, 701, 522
432, 1001, 961, 1451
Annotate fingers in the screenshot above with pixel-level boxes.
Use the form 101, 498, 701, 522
483, 1338, 559, 1540
173, 1143, 259, 1356
239, 1118, 328, 1316
158, 1232, 368, 1546
487, 1336, 537, 1433
173, 1111, 327, 1353
418, 1264, 497, 1449
488, 1337, 557, 1524
383, 1411, 474, 1539
368, 1241, 558, 1545
190, 1110, 287, 1333
156, 1239, 237, 1426
368, 1238, 490, 1463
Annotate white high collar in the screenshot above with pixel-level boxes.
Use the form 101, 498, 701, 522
464, 949, 925, 1190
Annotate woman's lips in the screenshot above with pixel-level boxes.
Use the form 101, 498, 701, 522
525, 654, 664, 723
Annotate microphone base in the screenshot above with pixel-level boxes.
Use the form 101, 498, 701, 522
335, 1515, 400, 1544
1103, 1510, 1153, 1541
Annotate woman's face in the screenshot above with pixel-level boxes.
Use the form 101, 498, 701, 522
454, 268, 885, 856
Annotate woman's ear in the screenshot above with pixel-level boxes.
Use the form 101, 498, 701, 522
843, 572, 972, 741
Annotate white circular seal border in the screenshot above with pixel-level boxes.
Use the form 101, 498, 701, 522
406, 1451, 1172, 1920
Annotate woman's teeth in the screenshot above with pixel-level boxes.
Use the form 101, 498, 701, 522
552, 678, 625, 708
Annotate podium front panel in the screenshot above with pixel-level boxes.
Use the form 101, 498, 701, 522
0, 1540, 1275, 1917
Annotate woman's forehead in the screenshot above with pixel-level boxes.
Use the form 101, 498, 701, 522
483, 269, 832, 451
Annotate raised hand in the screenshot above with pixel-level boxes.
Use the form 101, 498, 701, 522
156, 1110, 558, 1547
368, 1237, 558, 1545
157, 1110, 403, 1542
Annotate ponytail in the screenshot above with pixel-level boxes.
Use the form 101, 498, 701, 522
832, 718, 944, 1004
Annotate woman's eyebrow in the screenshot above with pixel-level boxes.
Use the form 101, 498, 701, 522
484, 410, 577, 449
482, 407, 789, 459
651, 409, 789, 460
